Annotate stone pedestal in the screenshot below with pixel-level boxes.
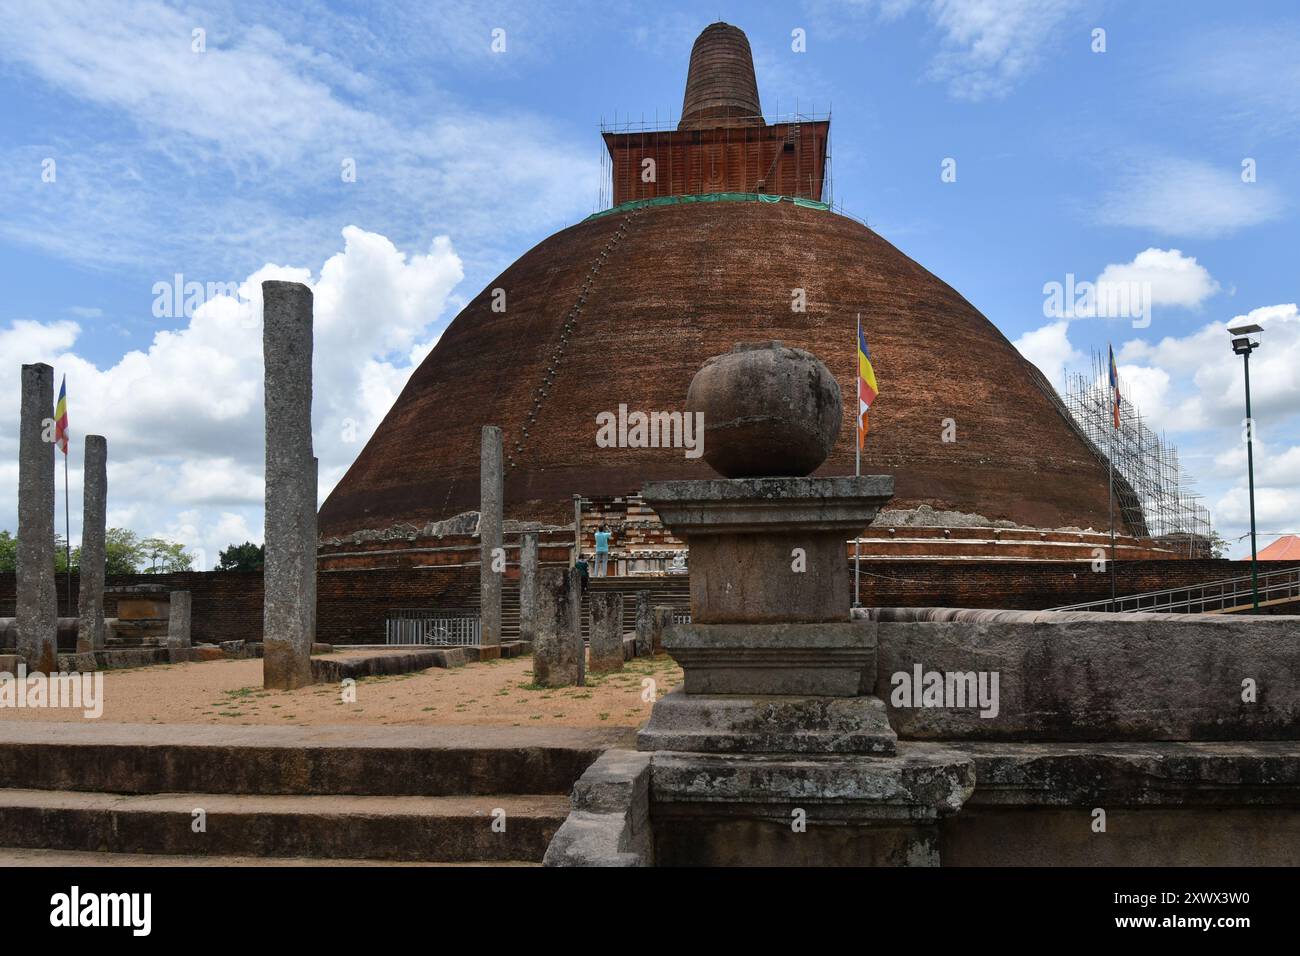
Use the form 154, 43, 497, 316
638, 476, 898, 754
630, 474, 973, 865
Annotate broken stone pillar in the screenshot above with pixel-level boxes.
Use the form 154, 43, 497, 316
16, 363, 57, 673
76, 435, 108, 653
479, 425, 503, 646
262, 280, 315, 690
652, 606, 674, 654
634, 591, 654, 657
167, 591, 192, 662
519, 532, 539, 643
570, 565, 585, 686
589, 592, 624, 673
533, 566, 579, 687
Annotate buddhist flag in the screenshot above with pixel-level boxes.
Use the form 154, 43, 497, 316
54, 374, 69, 455
1108, 344, 1121, 430
857, 317, 878, 449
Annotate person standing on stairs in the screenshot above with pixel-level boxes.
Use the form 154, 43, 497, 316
594, 524, 612, 577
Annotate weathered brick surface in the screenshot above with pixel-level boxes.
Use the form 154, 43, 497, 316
318, 200, 1140, 539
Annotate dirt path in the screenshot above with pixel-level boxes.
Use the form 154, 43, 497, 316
0, 652, 682, 729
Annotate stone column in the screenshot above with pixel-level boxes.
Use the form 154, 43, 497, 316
167, 591, 192, 662
76, 435, 107, 653
652, 606, 674, 654
16, 363, 57, 673
519, 531, 539, 643
262, 280, 315, 689
570, 565, 585, 686
479, 425, 503, 646
533, 567, 579, 686
589, 592, 624, 673
305, 455, 318, 646
634, 591, 654, 657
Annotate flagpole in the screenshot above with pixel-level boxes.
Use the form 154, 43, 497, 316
64, 442, 72, 617
854, 312, 861, 609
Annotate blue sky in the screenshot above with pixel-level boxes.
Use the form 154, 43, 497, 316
0, 0, 1297, 563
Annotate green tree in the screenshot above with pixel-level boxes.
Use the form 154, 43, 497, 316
1207, 531, 1231, 560
139, 536, 194, 573
0, 530, 16, 572
54, 534, 79, 573
216, 541, 264, 571
0, 527, 187, 574
105, 528, 145, 575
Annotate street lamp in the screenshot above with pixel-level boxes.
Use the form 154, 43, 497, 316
1228, 322, 1263, 612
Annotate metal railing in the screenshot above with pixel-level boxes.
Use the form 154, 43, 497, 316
1049, 564, 1300, 614
385, 609, 481, 646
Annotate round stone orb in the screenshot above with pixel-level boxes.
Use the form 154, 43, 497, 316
685, 341, 843, 478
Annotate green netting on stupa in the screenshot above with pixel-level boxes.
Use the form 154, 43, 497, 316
585, 192, 830, 221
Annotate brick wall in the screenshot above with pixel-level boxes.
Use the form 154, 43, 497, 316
0, 571, 262, 648
0, 558, 1266, 648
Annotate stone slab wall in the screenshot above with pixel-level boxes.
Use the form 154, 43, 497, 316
874, 614, 1300, 741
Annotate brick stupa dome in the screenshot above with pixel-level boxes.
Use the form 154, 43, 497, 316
319, 23, 1136, 540
320, 200, 1133, 536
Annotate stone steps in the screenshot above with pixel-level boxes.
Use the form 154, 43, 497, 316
0, 789, 568, 862
0, 722, 626, 796
0, 722, 629, 864
0, 847, 538, 866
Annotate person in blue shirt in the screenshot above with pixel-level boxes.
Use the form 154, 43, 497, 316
593, 524, 612, 577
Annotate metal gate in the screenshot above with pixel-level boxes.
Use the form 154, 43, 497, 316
385, 609, 481, 646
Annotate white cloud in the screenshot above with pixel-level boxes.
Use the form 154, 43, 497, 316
1016, 303, 1300, 558
809, 0, 1085, 100
923, 0, 1085, 101
0, 226, 463, 566
1119, 303, 1300, 429
0, 1, 597, 277
1012, 319, 1081, 390
1095, 157, 1285, 238
1096, 248, 1219, 311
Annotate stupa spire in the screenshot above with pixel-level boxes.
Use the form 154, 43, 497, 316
678, 22, 763, 130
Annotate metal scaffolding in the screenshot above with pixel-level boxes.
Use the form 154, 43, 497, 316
1062, 351, 1213, 557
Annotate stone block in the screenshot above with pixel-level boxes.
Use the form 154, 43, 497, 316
873, 614, 1300, 741
652, 606, 673, 654
588, 592, 624, 673
637, 686, 897, 755
533, 567, 580, 687
634, 591, 654, 657
665, 620, 875, 696
166, 591, 192, 664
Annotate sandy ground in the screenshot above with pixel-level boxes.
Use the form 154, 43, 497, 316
0, 650, 682, 728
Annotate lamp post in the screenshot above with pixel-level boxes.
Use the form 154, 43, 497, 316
1228, 323, 1263, 612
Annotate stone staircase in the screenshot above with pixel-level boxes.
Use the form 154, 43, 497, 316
496, 576, 691, 640
0, 723, 631, 865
